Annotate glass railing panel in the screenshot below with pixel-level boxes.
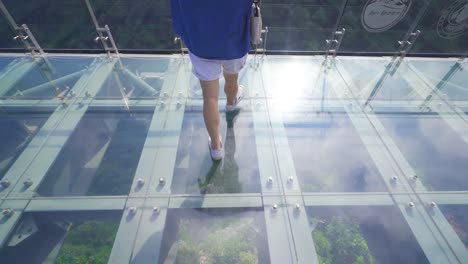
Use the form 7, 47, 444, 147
156, 208, 270, 264
308, 206, 430, 263
95, 57, 169, 99
410, 1, 468, 55
36, 108, 153, 197
406, 58, 468, 101
378, 113, 468, 191
263, 1, 344, 51
1, 0, 98, 50
0, 109, 51, 181
171, 99, 261, 194
89, 0, 173, 50
0, 24, 22, 50
282, 111, 387, 192
0, 211, 122, 263
439, 205, 468, 249
0, 56, 94, 99
337, 0, 427, 53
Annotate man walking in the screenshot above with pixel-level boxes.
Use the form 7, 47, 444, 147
171, 0, 253, 160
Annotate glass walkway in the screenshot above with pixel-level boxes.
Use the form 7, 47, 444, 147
0, 0, 467, 264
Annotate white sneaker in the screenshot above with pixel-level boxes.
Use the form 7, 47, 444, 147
226, 85, 245, 112
208, 136, 224, 160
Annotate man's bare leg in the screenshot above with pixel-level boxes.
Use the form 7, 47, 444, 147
224, 71, 239, 105
200, 79, 221, 149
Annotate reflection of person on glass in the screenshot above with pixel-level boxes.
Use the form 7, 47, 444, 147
171, 0, 252, 160
198, 123, 241, 194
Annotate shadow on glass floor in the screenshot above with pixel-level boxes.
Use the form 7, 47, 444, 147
37, 109, 153, 197
307, 206, 429, 264
0, 211, 122, 264
156, 208, 270, 264
379, 114, 468, 191
283, 111, 387, 192
0, 110, 50, 181
171, 109, 261, 194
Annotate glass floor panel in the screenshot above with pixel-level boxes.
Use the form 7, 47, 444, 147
1, 56, 94, 99
157, 208, 269, 264
0, 110, 50, 181
0, 54, 466, 264
308, 206, 429, 264
36, 109, 153, 197
172, 105, 260, 194
0, 211, 121, 264
95, 57, 170, 99
283, 112, 386, 192
0, 56, 15, 71
407, 59, 468, 101
378, 114, 468, 191
439, 205, 468, 249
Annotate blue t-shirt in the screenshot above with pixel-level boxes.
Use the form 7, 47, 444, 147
171, 0, 252, 60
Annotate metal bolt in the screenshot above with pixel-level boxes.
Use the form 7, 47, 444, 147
2, 208, 13, 218
153, 206, 160, 213
69, 90, 75, 97
0, 179, 11, 188
267, 177, 273, 184
62, 101, 68, 108
160, 101, 166, 107
295, 204, 301, 210
391, 175, 398, 182
428, 201, 436, 208
129, 207, 137, 214
287, 176, 294, 184
159, 177, 166, 185
411, 175, 418, 182
407, 202, 415, 208
137, 178, 145, 186
85, 91, 92, 98
272, 204, 278, 210
23, 179, 33, 187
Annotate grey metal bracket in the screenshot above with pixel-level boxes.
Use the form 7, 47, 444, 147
173, 36, 189, 57
0, 1, 53, 72
84, 0, 122, 68
325, 28, 345, 59
252, 27, 269, 69
395, 30, 421, 59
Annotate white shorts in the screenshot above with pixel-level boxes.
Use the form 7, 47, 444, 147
189, 52, 248, 81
